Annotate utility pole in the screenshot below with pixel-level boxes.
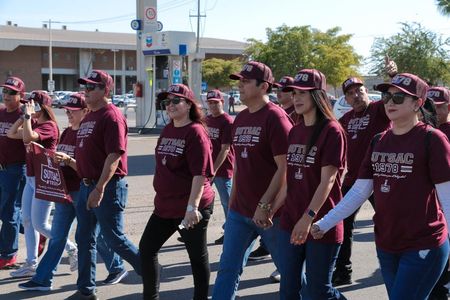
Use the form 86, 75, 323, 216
190, 0, 206, 54
43, 19, 62, 94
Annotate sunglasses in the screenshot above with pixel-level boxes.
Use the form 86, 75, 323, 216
2, 88, 19, 95
162, 97, 185, 106
382, 92, 416, 105
84, 83, 105, 92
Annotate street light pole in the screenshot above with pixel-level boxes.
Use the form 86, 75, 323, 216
49, 19, 53, 92
111, 49, 119, 97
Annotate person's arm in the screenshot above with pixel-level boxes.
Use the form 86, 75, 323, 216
86, 153, 121, 210
6, 118, 24, 139
22, 101, 40, 143
290, 165, 338, 245
227, 161, 237, 208
213, 143, 230, 174
181, 175, 206, 229
54, 152, 78, 171
311, 179, 374, 239
270, 179, 287, 217
436, 181, 450, 231
252, 154, 287, 228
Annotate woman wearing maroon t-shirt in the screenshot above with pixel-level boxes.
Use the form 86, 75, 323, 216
313, 73, 450, 299
6, 91, 67, 278
139, 84, 214, 300
277, 69, 347, 299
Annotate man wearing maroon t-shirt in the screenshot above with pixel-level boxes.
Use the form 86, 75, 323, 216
0, 77, 26, 269
274, 76, 295, 115
70, 70, 140, 299
428, 87, 450, 139
213, 61, 293, 299
205, 89, 234, 245
333, 77, 391, 286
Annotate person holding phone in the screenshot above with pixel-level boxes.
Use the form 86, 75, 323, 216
140, 84, 214, 300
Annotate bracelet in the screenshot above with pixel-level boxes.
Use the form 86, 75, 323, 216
65, 156, 72, 165
257, 201, 272, 212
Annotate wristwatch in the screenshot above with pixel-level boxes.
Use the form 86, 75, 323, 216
24, 114, 31, 120
186, 204, 198, 212
306, 209, 316, 218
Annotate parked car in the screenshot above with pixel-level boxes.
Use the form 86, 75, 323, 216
333, 93, 382, 119
112, 94, 136, 107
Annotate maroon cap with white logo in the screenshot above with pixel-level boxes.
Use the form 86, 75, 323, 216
283, 69, 327, 92
28, 90, 52, 106
63, 93, 87, 110
78, 70, 113, 95
427, 87, 450, 104
342, 77, 364, 94
1, 76, 25, 93
159, 84, 195, 102
273, 76, 295, 89
206, 89, 223, 102
229, 61, 274, 84
376, 73, 429, 100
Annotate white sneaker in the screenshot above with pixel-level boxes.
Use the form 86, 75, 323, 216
10, 262, 37, 278
270, 269, 281, 283
68, 249, 78, 272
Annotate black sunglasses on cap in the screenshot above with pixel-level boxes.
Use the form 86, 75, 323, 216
84, 83, 105, 92
382, 92, 417, 105
2, 88, 19, 95
162, 97, 185, 106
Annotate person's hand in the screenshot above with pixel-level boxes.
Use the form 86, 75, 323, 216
86, 186, 104, 210
384, 54, 398, 77
252, 206, 273, 229
181, 209, 202, 229
24, 100, 36, 115
310, 223, 325, 240
53, 151, 70, 164
290, 215, 313, 245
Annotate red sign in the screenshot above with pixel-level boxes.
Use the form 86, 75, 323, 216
145, 7, 157, 20
30, 142, 72, 204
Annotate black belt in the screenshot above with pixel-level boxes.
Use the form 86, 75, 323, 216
82, 175, 123, 187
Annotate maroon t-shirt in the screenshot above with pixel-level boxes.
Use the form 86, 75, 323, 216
206, 113, 235, 178
231, 102, 293, 218
281, 120, 346, 243
26, 120, 59, 176
153, 122, 215, 218
284, 105, 295, 115
339, 100, 391, 187
359, 122, 450, 253
0, 108, 26, 164
439, 122, 450, 140
58, 128, 81, 192
75, 104, 128, 179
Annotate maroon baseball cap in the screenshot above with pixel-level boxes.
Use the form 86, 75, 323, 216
375, 73, 429, 100
1, 76, 25, 93
342, 77, 364, 94
273, 76, 295, 89
427, 87, 450, 105
229, 61, 274, 84
159, 84, 195, 102
283, 69, 327, 92
206, 89, 223, 102
63, 93, 87, 110
78, 70, 113, 94
28, 90, 52, 106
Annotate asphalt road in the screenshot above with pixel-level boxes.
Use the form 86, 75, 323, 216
0, 106, 389, 300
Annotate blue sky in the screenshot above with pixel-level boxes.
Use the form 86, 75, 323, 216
1, 0, 449, 73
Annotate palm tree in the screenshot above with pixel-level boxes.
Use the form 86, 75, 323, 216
436, 0, 450, 16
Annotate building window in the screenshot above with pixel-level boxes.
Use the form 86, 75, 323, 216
54, 53, 59, 60
43, 53, 48, 61
103, 55, 108, 63
66, 54, 71, 61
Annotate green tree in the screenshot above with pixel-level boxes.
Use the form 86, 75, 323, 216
369, 22, 450, 85
436, 0, 450, 16
202, 58, 242, 90
244, 24, 361, 91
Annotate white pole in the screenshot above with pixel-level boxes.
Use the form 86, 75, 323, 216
49, 19, 53, 93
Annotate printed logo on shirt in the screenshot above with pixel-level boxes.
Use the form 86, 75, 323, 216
77, 121, 96, 139
287, 144, 318, 180
347, 115, 370, 139
157, 138, 185, 156
371, 151, 414, 180
0, 121, 13, 136
57, 144, 76, 158
208, 127, 220, 140
233, 126, 262, 159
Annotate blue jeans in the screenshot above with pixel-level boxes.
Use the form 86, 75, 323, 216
278, 229, 345, 300
0, 163, 25, 259
76, 177, 140, 295
213, 177, 232, 228
376, 240, 450, 300
32, 191, 124, 287
212, 209, 280, 300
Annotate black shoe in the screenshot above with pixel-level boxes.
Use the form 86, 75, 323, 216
65, 291, 98, 300
214, 235, 224, 245
332, 273, 352, 286
248, 245, 270, 261
103, 269, 128, 285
